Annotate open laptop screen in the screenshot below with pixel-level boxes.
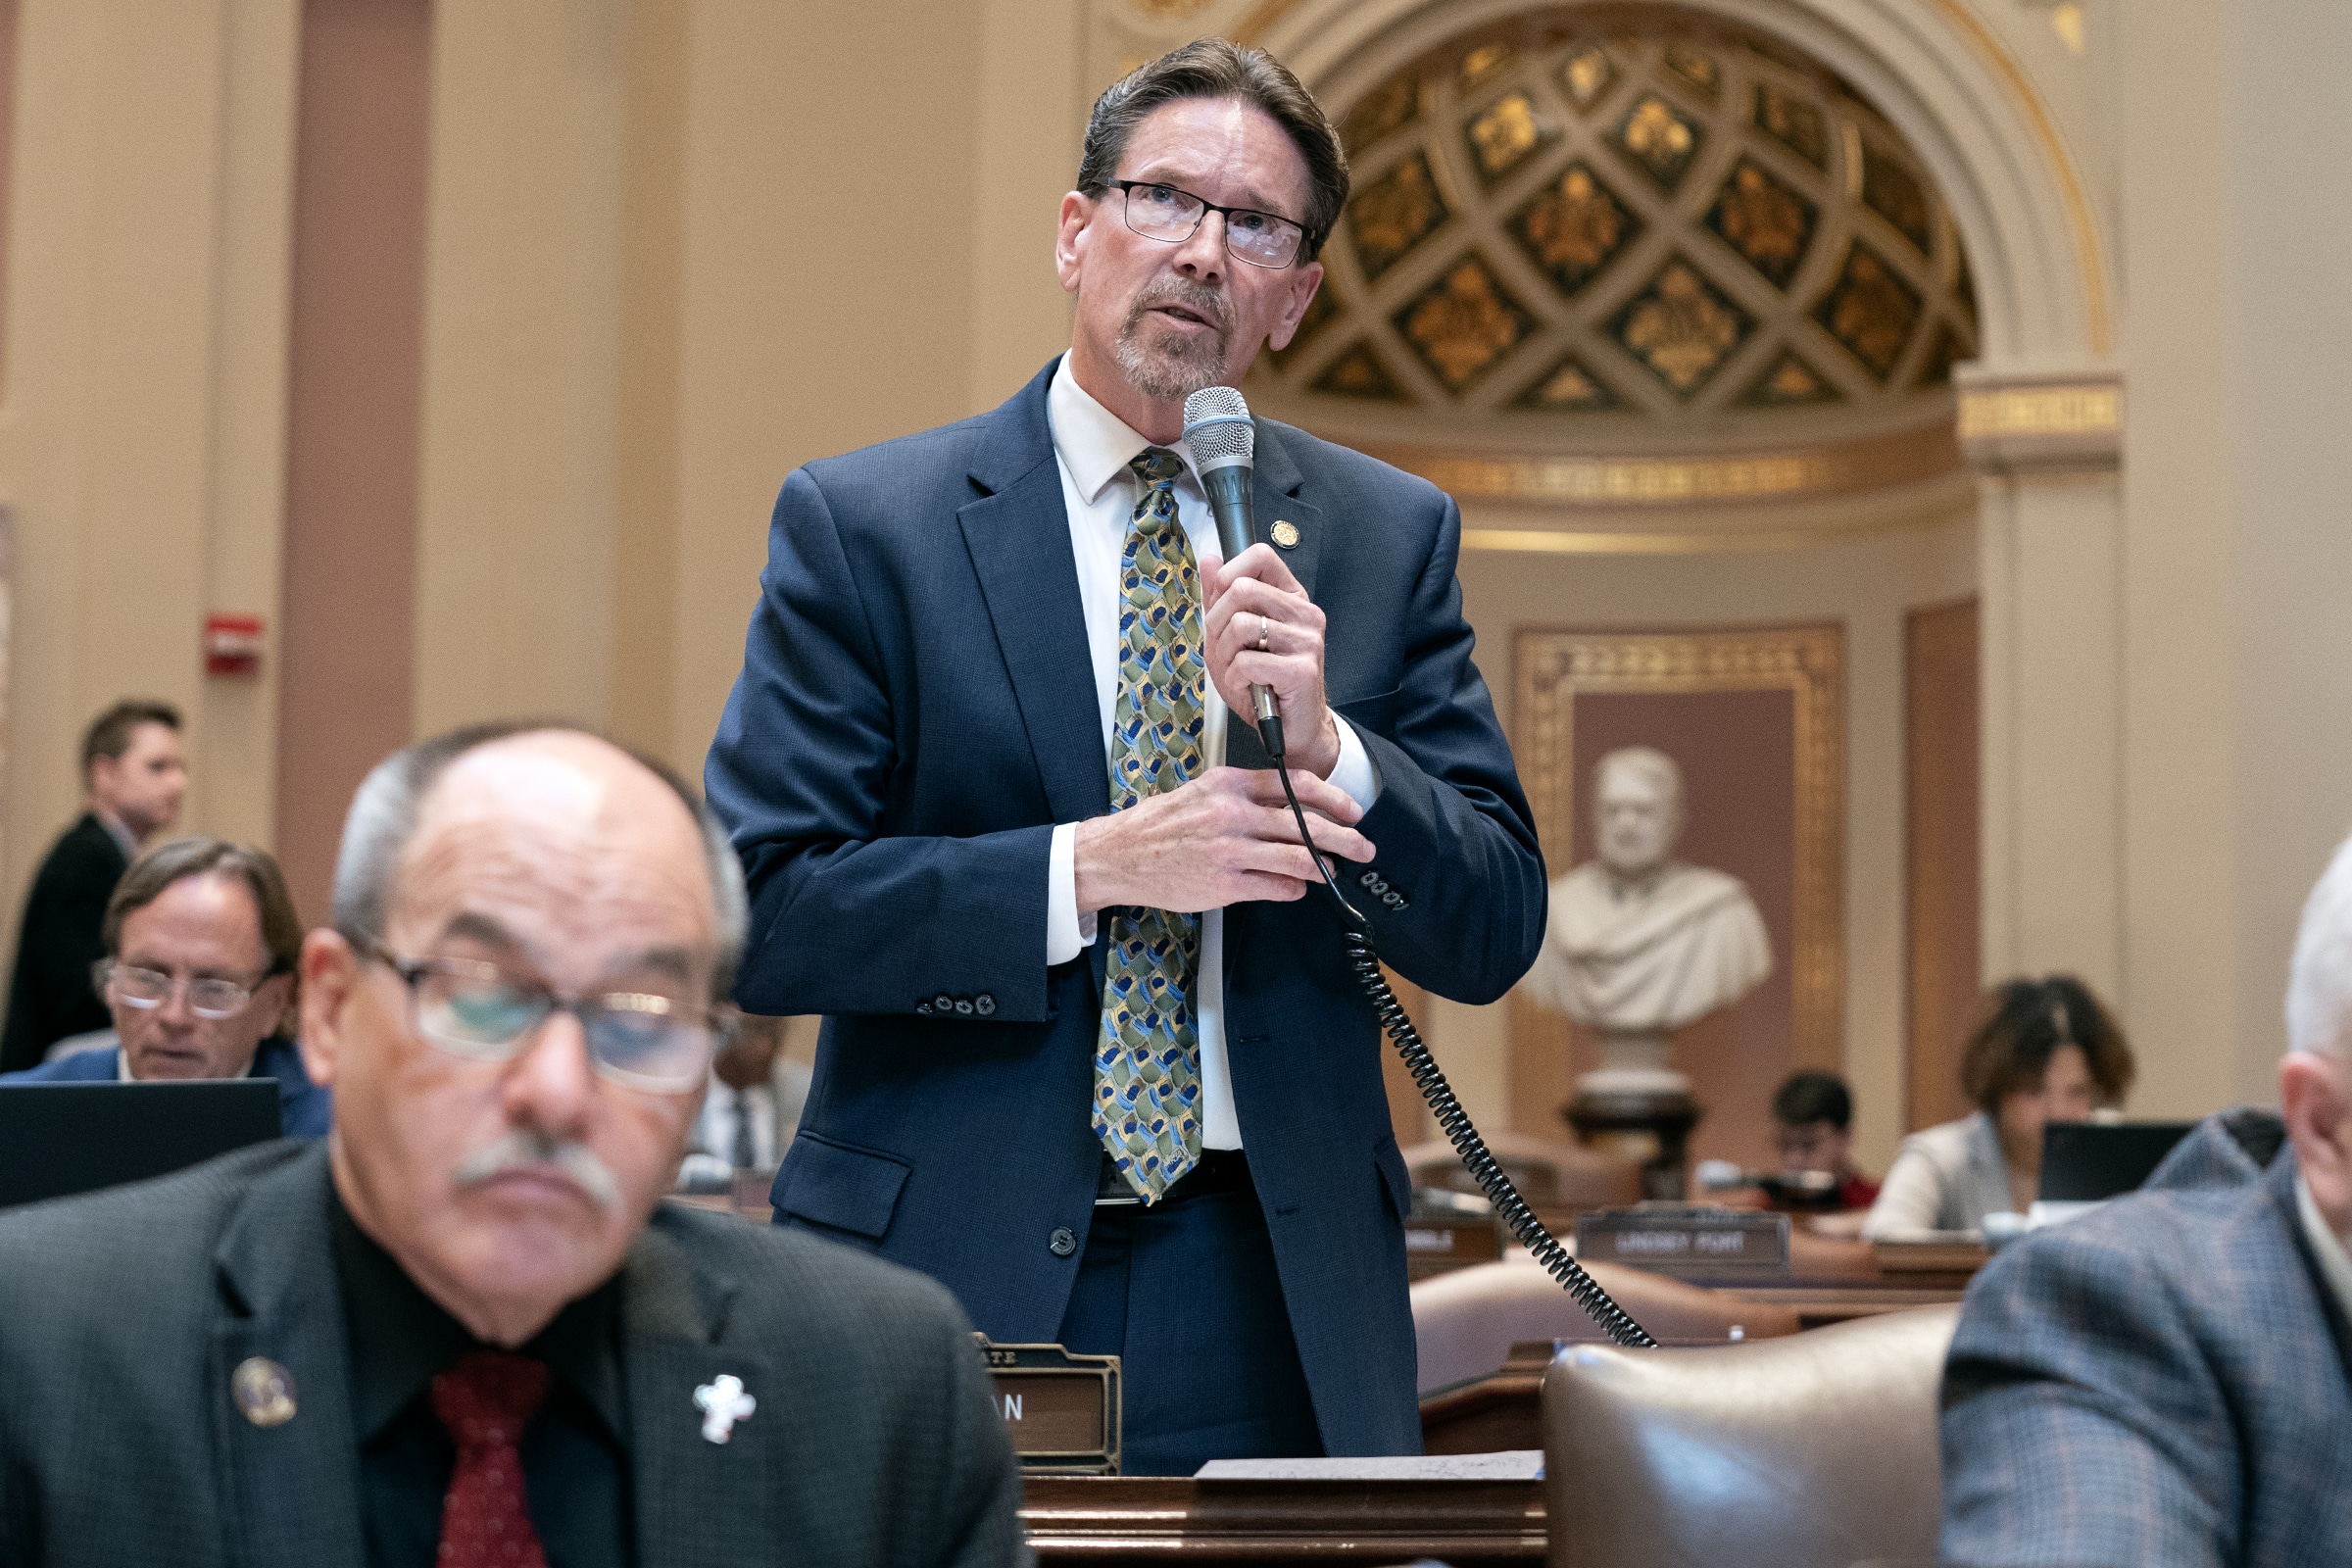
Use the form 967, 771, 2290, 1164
0, 1080, 280, 1209
2037, 1120, 2197, 1203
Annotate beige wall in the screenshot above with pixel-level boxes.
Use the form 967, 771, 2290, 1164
664, 0, 1079, 781
0, 0, 299, 953
2118, 0, 2352, 1110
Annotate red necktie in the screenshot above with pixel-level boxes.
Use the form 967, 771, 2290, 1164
429, 1349, 552, 1568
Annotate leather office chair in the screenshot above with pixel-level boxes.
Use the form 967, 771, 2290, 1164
1542, 1302, 1961, 1568
1412, 1256, 1800, 1394
1402, 1131, 1642, 1210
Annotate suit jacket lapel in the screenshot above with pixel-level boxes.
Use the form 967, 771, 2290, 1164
625, 1222, 777, 1568
1224, 420, 1324, 774
959, 363, 1111, 826
211, 1145, 369, 1568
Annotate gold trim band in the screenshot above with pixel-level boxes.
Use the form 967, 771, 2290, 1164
1955, 383, 2119, 440
1369, 423, 1961, 508
1466, 526, 1855, 555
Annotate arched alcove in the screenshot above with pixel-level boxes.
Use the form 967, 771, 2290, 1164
1242, 5, 1983, 551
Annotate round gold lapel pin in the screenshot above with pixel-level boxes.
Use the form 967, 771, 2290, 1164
231, 1356, 298, 1428
1270, 520, 1300, 549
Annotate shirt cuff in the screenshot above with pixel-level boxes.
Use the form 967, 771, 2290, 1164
1327, 714, 1383, 809
1048, 821, 1095, 966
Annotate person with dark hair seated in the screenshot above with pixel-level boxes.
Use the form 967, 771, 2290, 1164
0, 836, 328, 1138
1771, 1069, 1880, 1209
1863, 975, 2133, 1236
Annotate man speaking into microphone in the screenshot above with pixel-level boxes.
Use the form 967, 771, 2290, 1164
707, 39, 1544, 1473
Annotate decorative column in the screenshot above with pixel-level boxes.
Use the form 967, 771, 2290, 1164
1959, 366, 2124, 1000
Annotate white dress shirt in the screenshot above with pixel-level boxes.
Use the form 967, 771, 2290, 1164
2295, 1173, 2352, 1327
1043, 357, 1380, 1150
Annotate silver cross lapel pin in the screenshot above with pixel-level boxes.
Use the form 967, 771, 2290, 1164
694, 1374, 757, 1445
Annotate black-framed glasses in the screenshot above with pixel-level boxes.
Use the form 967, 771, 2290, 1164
1112, 179, 1306, 270
352, 936, 731, 1094
95, 959, 275, 1020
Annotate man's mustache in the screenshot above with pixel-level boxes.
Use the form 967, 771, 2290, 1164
1123, 278, 1232, 339
453, 1129, 622, 1210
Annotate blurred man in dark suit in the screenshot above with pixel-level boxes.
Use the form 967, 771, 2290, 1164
708, 40, 1544, 1472
1939, 833, 2352, 1567
0, 836, 328, 1138
0, 723, 1025, 1568
1, 699, 187, 1071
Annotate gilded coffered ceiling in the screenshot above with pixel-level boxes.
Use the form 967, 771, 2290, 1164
1243, 4, 1980, 512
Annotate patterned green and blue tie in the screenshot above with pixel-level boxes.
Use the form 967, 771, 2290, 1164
1095, 448, 1206, 1202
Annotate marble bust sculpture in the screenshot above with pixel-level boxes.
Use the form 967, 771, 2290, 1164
1522, 746, 1772, 1093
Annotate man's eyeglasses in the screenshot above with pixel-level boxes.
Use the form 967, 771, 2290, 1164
1112, 179, 1306, 270
353, 936, 731, 1094
95, 960, 274, 1020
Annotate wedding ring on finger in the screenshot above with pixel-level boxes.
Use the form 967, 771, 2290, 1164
1257, 614, 1271, 653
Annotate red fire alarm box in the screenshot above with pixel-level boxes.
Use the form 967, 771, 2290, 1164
205, 612, 265, 677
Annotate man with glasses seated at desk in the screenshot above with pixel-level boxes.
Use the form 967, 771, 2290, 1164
0, 835, 328, 1137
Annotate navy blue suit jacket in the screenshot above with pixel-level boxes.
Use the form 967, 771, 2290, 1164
0, 1035, 331, 1139
706, 358, 1545, 1455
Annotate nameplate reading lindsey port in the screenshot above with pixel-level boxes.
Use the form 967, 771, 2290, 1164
1575, 1206, 1790, 1278
972, 1337, 1122, 1475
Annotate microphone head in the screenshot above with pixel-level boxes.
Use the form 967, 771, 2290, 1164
1182, 386, 1254, 469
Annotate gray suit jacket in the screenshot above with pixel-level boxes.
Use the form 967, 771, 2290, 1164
0, 1141, 1029, 1568
1939, 1110, 2352, 1568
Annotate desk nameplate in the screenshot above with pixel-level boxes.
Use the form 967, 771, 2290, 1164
977, 1337, 1122, 1475
1576, 1206, 1790, 1277
1401, 1213, 1504, 1279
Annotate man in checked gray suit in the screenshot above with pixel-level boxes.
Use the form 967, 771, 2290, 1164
0, 723, 1025, 1568
1939, 832, 2352, 1567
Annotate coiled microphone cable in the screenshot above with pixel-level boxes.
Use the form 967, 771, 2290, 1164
1271, 760, 1656, 1349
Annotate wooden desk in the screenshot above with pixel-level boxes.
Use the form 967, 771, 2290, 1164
1022, 1475, 1544, 1566
1713, 1283, 1968, 1329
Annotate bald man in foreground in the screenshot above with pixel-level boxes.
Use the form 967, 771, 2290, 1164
0, 724, 1026, 1568
1938, 833, 2352, 1567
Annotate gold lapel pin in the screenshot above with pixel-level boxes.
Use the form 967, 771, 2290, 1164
231, 1356, 298, 1428
1270, 520, 1300, 549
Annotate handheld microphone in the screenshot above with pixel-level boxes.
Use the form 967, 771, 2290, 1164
1181, 386, 1283, 760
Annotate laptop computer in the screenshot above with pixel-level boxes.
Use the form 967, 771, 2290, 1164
0, 1079, 281, 1209
2037, 1120, 2197, 1203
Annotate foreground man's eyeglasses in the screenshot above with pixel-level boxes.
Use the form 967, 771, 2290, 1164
1112, 178, 1306, 269
350, 935, 731, 1093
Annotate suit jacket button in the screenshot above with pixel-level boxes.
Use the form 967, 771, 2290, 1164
954, 998, 974, 1015
934, 992, 956, 1012
1049, 1226, 1079, 1257
974, 994, 996, 1016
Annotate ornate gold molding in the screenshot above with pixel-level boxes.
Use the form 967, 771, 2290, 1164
1954, 372, 2121, 471
1239, 0, 2112, 354
1366, 422, 1961, 509
1955, 382, 2118, 439
1513, 624, 1847, 1069
1460, 522, 1893, 554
